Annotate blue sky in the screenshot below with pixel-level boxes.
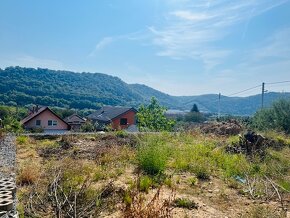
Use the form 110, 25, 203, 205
0, 0, 290, 96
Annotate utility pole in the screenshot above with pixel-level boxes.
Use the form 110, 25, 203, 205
261, 82, 265, 108
218, 93, 221, 119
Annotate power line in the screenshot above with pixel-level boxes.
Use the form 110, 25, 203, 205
183, 80, 289, 107
226, 84, 262, 97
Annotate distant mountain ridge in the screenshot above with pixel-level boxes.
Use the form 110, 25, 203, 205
0, 66, 289, 115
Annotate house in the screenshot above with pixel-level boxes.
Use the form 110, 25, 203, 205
64, 114, 86, 131
21, 106, 70, 133
87, 106, 137, 130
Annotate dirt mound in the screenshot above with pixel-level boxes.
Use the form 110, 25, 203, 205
200, 120, 243, 136
227, 131, 287, 158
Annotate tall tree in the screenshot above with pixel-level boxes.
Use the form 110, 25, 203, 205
191, 104, 199, 113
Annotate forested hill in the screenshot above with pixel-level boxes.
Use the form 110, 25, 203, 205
0, 66, 289, 115
0, 67, 142, 109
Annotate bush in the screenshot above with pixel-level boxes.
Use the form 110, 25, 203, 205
252, 99, 290, 133
137, 136, 170, 175
17, 162, 40, 185
2, 116, 23, 133
80, 122, 95, 132
138, 175, 153, 193
16, 136, 28, 145
116, 130, 128, 138
173, 198, 198, 209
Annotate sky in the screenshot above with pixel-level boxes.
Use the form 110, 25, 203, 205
0, 0, 290, 96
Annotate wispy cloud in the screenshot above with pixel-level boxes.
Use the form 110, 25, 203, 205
89, 37, 114, 57
95, 37, 113, 50
149, 0, 288, 69
251, 27, 290, 61
89, 30, 148, 57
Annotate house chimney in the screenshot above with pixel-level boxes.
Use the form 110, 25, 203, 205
36, 105, 39, 112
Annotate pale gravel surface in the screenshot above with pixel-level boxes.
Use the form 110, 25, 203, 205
0, 135, 18, 218
0, 135, 16, 178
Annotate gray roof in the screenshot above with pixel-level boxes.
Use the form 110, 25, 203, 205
64, 114, 86, 123
87, 106, 137, 123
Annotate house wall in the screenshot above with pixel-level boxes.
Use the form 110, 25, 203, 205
111, 110, 136, 130
24, 110, 69, 130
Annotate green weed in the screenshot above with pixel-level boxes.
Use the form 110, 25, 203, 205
16, 136, 28, 145
137, 136, 170, 175
173, 198, 198, 209
139, 175, 153, 193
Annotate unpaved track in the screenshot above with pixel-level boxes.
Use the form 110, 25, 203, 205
0, 135, 18, 217
0, 135, 16, 178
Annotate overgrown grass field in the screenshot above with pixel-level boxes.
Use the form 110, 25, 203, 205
16, 131, 290, 217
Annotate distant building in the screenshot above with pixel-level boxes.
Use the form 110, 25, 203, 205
21, 106, 70, 133
87, 106, 137, 130
64, 114, 86, 131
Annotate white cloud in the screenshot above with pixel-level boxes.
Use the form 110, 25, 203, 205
149, 0, 289, 69
89, 37, 114, 57
170, 11, 212, 21
95, 37, 113, 50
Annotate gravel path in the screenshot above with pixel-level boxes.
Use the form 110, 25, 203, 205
0, 135, 17, 218
0, 135, 16, 178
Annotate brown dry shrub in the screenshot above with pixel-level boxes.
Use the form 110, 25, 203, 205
17, 162, 40, 185
122, 179, 175, 218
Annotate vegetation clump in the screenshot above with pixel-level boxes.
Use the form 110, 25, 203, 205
252, 99, 290, 133
137, 135, 170, 175
173, 198, 198, 210
137, 97, 175, 132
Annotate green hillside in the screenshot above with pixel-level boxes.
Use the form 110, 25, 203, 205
0, 66, 289, 115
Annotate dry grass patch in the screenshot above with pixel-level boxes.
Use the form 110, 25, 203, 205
17, 161, 40, 185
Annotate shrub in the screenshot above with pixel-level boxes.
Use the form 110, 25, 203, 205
138, 175, 153, 193
252, 99, 290, 133
193, 166, 210, 180
173, 198, 198, 209
122, 184, 174, 217
116, 130, 128, 138
137, 136, 169, 175
18, 162, 40, 185
164, 177, 173, 188
188, 177, 198, 186
16, 136, 28, 145
80, 122, 95, 132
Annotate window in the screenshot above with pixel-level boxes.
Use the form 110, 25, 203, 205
48, 120, 53, 126
36, 120, 41, 126
48, 120, 58, 126
120, 118, 127, 125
